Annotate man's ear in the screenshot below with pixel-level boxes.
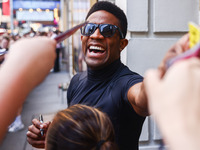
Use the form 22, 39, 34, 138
120, 39, 128, 52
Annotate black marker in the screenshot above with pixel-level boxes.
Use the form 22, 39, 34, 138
39, 114, 44, 136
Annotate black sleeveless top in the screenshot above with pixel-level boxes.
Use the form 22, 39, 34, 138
67, 59, 145, 150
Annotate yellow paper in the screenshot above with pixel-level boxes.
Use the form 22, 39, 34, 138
189, 22, 200, 48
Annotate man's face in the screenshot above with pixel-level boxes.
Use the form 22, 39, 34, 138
81, 10, 122, 70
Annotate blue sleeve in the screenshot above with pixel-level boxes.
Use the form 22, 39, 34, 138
110, 72, 143, 107
123, 74, 143, 103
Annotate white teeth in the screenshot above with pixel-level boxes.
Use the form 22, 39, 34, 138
89, 46, 105, 51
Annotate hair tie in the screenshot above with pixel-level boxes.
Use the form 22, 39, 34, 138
96, 140, 106, 150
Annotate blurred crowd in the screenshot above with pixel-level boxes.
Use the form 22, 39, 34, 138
0, 28, 62, 48
0, 28, 63, 69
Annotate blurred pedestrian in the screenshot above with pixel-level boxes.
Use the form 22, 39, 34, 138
50, 30, 62, 72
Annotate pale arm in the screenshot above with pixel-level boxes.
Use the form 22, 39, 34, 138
144, 58, 200, 150
0, 37, 56, 141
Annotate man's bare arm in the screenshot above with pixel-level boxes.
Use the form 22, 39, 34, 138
127, 82, 149, 117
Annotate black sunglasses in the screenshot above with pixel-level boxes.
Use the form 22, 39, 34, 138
80, 23, 124, 39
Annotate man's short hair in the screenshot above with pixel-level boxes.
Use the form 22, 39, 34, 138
86, 1, 127, 38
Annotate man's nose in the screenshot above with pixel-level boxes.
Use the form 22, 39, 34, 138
90, 28, 104, 39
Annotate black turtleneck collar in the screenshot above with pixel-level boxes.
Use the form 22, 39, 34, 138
87, 59, 122, 81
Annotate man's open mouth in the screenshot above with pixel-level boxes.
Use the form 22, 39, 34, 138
89, 46, 105, 53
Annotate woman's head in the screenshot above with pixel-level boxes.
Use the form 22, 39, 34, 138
46, 104, 118, 150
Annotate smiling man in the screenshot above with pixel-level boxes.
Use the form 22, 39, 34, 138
27, 2, 149, 150
80, 10, 127, 70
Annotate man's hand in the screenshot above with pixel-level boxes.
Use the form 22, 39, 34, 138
26, 119, 51, 148
158, 33, 190, 77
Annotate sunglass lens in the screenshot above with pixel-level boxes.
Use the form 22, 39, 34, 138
100, 24, 115, 37
82, 24, 96, 36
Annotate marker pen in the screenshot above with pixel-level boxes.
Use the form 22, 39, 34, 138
39, 114, 44, 136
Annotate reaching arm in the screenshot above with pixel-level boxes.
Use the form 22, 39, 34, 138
0, 37, 56, 141
144, 58, 200, 150
127, 82, 149, 117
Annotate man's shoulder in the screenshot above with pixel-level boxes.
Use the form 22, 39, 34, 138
118, 64, 143, 79
111, 64, 143, 89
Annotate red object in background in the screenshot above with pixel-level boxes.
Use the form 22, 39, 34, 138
54, 21, 88, 43
53, 18, 58, 25
3, 0, 10, 16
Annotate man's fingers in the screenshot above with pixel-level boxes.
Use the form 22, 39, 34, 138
28, 124, 41, 137
26, 118, 51, 148
26, 128, 45, 149
32, 119, 41, 128
32, 118, 50, 129
26, 130, 40, 139
26, 137, 45, 149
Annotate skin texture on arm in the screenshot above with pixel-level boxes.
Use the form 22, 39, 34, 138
127, 82, 149, 117
144, 58, 200, 150
0, 37, 56, 142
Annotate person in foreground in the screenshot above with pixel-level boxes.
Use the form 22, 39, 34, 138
0, 37, 56, 142
145, 58, 200, 150
26, 2, 189, 150
46, 104, 118, 150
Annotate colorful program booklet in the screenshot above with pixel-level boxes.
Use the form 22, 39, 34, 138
188, 22, 200, 48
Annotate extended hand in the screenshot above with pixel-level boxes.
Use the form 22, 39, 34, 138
145, 58, 200, 150
27, 119, 51, 148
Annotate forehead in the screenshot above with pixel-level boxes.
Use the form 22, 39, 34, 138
86, 10, 120, 26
